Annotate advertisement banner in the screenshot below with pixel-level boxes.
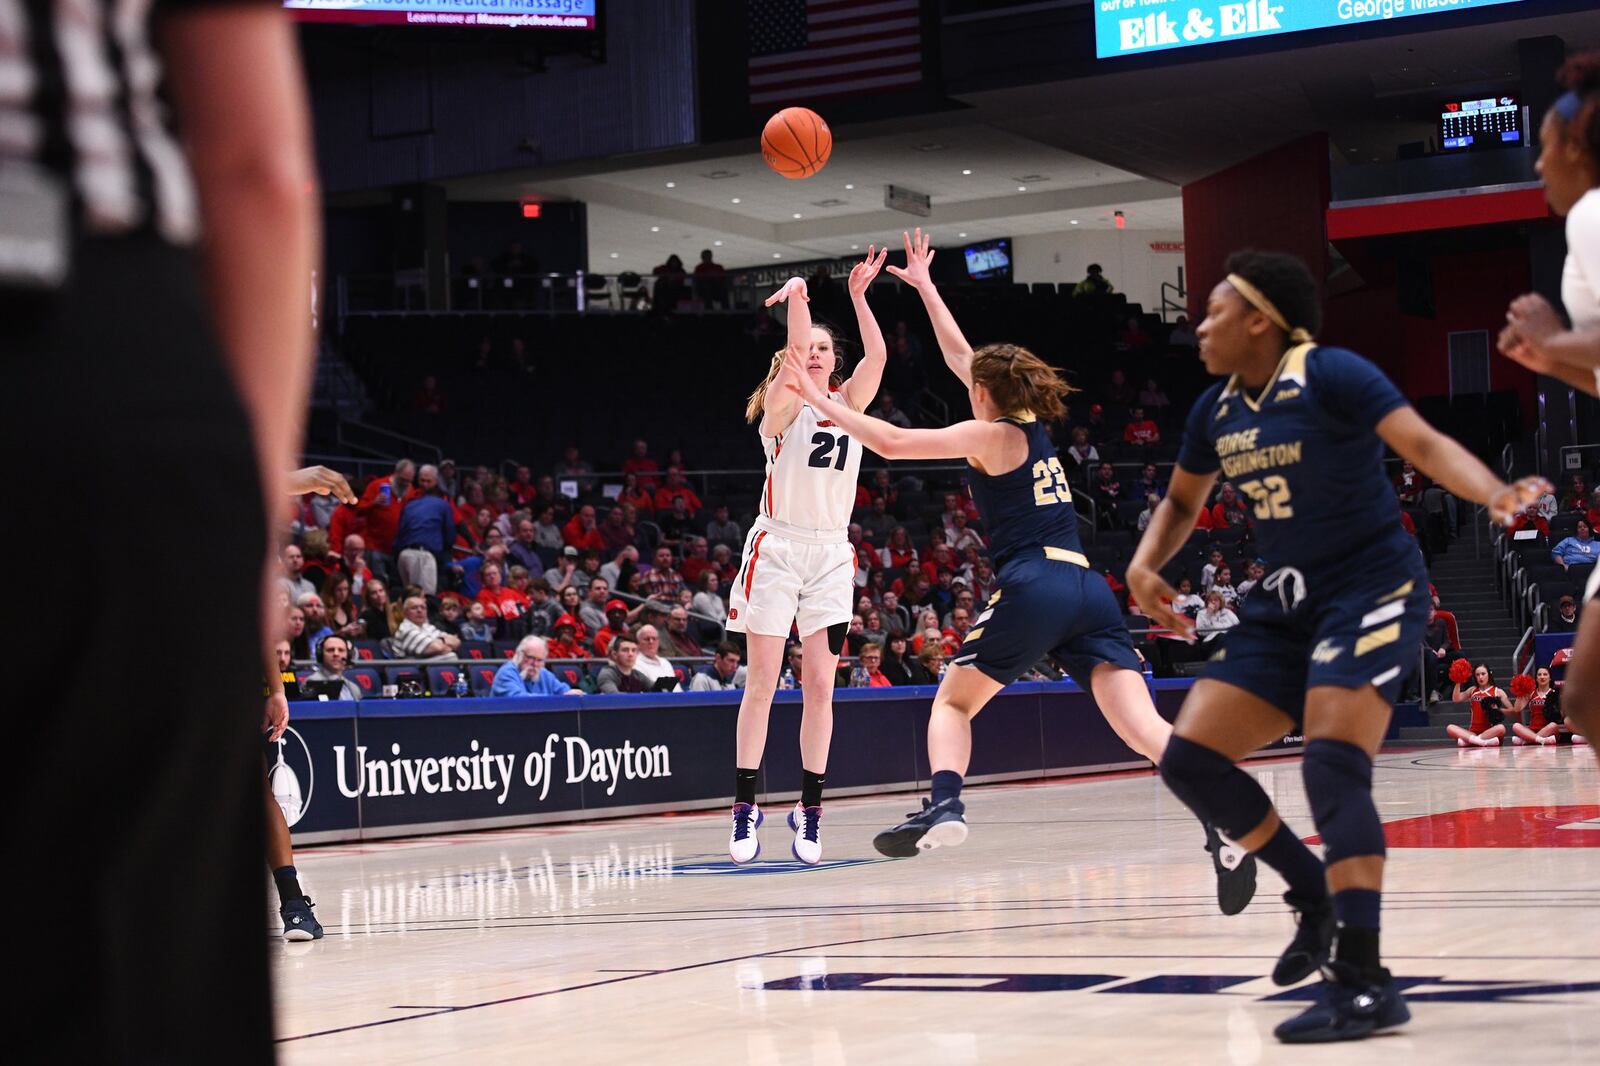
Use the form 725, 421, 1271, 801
1094, 0, 1530, 59
276, 681, 1312, 843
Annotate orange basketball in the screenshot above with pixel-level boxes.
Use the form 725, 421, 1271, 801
761, 107, 832, 179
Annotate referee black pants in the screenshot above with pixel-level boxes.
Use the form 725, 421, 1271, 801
4, 237, 274, 1061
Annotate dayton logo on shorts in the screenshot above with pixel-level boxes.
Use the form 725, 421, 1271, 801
729, 608, 739, 620
270, 726, 315, 828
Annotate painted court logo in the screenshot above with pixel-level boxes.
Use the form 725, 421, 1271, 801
269, 726, 315, 828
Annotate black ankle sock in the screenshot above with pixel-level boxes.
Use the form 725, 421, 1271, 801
1255, 822, 1328, 902
1334, 925, 1382, 981
735, 767, 759, 806
931, 770, 963, 806
801, 769, 825, 808
273, 865, 303, 905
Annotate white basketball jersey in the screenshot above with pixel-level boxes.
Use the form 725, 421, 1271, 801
758, 394, 861, 533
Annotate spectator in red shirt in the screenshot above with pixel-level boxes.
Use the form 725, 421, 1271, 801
1586, 487, 1600, 530
867, 468, 898, 512
599, 506, 634, 554
654, 467, 702, 515
880, 527, 918, 571
476, 560, 530, 627
679, 536, 713, 587
592, 600, 631, 657
622, 440, 661, 492
1507, 506, 1550, 538
1123, 406, 1161, 447
940, 491, 980, 532
357, 458, 415, 557
508, 464, 538, 508
562, 505, 608, 553
1210, 482, 1251, 530
618, 473, 655, 516
327, 500, 366, 559
1393, 459, 1428, 504
1561, 474, 1589, 512
546, 614, 587, 659
456, 506, 496, 560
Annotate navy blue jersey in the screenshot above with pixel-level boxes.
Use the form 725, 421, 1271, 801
1178, 343, 1415, 573
967, 417, 1085, 574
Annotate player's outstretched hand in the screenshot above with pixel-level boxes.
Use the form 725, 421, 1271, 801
764, 276, 809, 307
1488, 476, 1553, 526
848, 245, 888, 299
287, 465, 356, 503
885, 227, 935, 291
781, 348, 827, 405
1126, 564, 1195, 642
264, 690, 289, 742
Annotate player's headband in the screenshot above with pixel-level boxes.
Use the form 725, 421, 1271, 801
1553, 90, 1583, 123
1226, 273, 1314, 344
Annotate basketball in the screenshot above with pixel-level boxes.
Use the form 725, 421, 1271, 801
761, 107, 831, 179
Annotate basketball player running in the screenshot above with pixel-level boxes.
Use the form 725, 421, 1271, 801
1127, 251, 1546, 1042
727, 247, 889, 864
1498, 51, 1600, 764
778, 232, 1256, 917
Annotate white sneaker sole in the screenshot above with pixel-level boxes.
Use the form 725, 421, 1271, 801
917, 819, 968, 851
284, 927, 316, 942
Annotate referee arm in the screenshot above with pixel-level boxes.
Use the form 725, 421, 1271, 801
160, 6, 320, 642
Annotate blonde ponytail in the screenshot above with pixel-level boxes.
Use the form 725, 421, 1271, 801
746, 350, 786, 423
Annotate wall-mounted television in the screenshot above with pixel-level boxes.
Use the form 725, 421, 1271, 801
1440, 96, 1522, 152
286, 0, 597, 30
963, 238, 1011, 282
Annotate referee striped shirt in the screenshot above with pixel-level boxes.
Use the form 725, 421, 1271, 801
1, 0, 240, 247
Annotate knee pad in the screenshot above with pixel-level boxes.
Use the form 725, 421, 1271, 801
1302, 739, 1384, 864
727, 630, 747, 658
1159, 735, 1271, 841
826, 621, 847, 656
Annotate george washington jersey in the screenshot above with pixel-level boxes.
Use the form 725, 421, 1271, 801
758, 394, 861, 534
966, 415, 1085, 575
1178, 343, 1418, 577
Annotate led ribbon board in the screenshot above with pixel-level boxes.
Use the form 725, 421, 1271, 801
1095, 0, 1529, 59
287, 0, 597, 29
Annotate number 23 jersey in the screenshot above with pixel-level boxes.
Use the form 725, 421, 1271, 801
1178, 343, 1417, 574
760, 393, 862, 534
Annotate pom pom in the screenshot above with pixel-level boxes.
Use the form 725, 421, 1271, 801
1510, 673, 1536, 699
1449, 659, 1474, 685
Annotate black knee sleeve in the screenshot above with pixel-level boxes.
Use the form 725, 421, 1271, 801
1159, 735, 1272, 842
1302, 739, 1384, 865
826, 621, 847, 655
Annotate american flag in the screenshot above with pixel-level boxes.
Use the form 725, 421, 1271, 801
747, 0, 924, 108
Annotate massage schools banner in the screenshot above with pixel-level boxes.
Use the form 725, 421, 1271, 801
1094, 0, 1529, 58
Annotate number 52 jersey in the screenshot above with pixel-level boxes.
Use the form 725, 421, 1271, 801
1178, 342, 1418, 575
758, 394, 862, 534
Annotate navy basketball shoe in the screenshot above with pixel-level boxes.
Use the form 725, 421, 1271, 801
872, 797, 967, 858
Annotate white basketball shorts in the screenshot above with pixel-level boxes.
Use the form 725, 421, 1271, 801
726, 518, 855, 638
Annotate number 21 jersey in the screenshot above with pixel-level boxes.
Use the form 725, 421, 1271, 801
759, 394, 862, 534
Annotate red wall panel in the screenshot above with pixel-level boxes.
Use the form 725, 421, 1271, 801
1182, 134, 1331, 317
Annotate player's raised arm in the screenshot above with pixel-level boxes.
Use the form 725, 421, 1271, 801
781, 349, 1004, 463
840, 245, 890, 411
754, 276, 810, 436
1126, 465, 1219, 642
1373, 405, 1549, 523
887, 227, 975, 388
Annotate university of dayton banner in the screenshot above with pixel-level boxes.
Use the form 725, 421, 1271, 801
1094, 0, 1530, 58
270, 681, 1303, 843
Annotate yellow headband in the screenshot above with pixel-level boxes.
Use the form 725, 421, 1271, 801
1227, 273, 1314, 344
